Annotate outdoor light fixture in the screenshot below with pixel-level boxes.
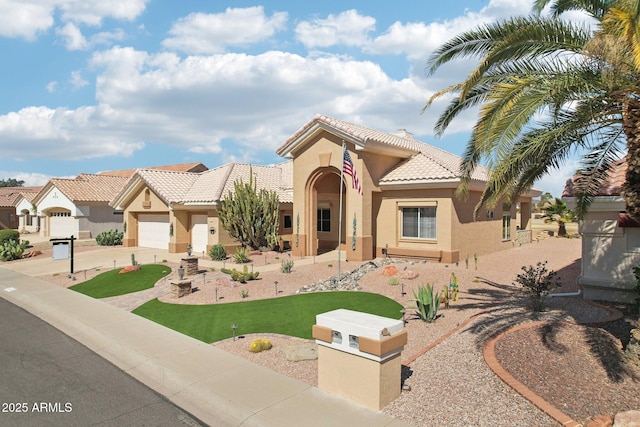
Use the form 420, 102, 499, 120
231, 323, 237, 341
274, 281, 279, 296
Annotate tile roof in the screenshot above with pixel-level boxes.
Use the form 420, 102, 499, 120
129, 161, 293, 205
562, 158, 627, 197
98, 162, 208, 178
278, 114, 489, 184
47, 174, 129, 203
0, 187, 42, 207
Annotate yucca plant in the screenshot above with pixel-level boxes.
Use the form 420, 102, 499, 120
410, 284, 441, 323
233, 246, 250, 263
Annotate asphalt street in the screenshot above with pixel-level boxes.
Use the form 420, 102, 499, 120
0, 297, 204, 427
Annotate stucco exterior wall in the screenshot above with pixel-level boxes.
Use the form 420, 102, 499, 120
122, 185, 169, 248
76, 204, 123, 239
578, 201, 640, 303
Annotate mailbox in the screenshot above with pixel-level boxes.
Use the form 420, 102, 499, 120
312, 309, 407, 410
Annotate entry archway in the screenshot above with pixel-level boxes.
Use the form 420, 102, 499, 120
305, 167, 347, 256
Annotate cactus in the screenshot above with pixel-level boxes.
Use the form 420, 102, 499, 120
441, 285, 449, 309
0, 239, 27, 261
233, 247, 250, 263
209, 244, 227, 261
221, 265, 259, 283
281, 259, 294, 273
218, 169, 280, 250
450, 272, 459, 302
409, 284, 441, 322
131, 253, 137, 266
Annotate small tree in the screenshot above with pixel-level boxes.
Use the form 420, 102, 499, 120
0, 178, 24, 187
514, 261, 560, 312
218, 169, 280, 250
541, 197, 574, 236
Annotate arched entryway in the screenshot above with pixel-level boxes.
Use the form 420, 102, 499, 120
305, 167, 347, 256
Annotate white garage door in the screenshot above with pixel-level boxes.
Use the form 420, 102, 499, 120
49, 212, 77, 238
191, 215, 208, 254
138, 214, 170, 249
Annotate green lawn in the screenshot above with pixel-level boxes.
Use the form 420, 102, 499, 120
133, 292, 403, 343
69, 264, 171, 298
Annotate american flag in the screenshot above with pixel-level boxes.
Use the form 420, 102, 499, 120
343, 149, 363, 195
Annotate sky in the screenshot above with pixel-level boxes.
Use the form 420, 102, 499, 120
0, 0, 588, 197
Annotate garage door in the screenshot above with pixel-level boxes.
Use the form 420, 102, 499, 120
138, 214, 170, 249
49, 211, 77, 238
191, 215, 208, 254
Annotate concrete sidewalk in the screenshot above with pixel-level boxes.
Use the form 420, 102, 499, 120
0, 268, 409, 427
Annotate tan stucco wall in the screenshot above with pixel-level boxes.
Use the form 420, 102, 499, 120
578, 208, 640, 303
290, 132, 399, 261
317, 345, 401, 411
122, 186, 169, 247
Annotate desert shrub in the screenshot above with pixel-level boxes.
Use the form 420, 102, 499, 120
0, 229, 19, 245
240, 289, 249, 298
233, 246, 250, 263
0, 239, 27, 261
95, 229, 123, 246
209, 244, 227, 261
409, 284, 441, 322
281, 259, 294, 273
513, 261, 560, 312
248, 338, 272, 353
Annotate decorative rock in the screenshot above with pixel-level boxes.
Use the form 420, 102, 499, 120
626, 328, 640, 368
215, 277, 232, 287
283, 344, 318, 361
382, 265, 398, 276
181, 257, 198, 276
613, 410, 640, 427
171, 281, 192, 298
119, 265, 141, 274
589, 415, 613, 427
398, 270, 418, 280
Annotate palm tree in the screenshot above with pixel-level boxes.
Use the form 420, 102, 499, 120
540, 197, 574, 236
423, 0, 640, 220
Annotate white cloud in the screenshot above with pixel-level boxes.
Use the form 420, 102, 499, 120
69, 70, 89, 89
0, 171, 53, 186
0, 0, 148, 41
535, 160, 581, 198
46, 81, 57, 93
56, 22, 88, 50
0, 105, 144, 161
162, 7, 288, 54
295, 9, 376, 48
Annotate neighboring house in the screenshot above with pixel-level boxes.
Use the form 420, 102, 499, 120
276, 114, 540, 262
0, 187, 41, 230
112, 115, 539, 260
13, 187, 43, 233
31, 163, 209, 240
110, 162, 293, 254
563, 159, 640, 303
33, 174, 130, 239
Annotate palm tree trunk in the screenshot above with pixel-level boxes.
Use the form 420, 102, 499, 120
622, 97, 640, 220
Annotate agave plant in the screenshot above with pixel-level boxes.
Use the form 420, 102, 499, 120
409, 284, 441, 323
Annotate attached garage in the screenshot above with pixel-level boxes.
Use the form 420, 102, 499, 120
49, 210, 77, 238
190, 214, 208, 254
138, 214, 170, 249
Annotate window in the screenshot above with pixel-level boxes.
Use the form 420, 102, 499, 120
283, 214, 292, 230
51, 211, 71, 217
402, 207, 436, 239
502, 214, 511, 240
317, 209, 331, 232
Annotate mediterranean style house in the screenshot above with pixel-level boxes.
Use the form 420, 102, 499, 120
112, 115, 540, 262
0, 187, 41, 231
563, 159, 640, 303
31, 163, 207, 239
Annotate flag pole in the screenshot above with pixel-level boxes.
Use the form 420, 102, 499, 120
338, 141, 346, 282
